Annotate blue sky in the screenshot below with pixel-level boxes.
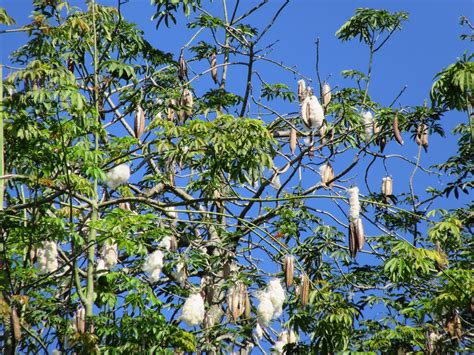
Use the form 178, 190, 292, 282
0, 0, 472, 352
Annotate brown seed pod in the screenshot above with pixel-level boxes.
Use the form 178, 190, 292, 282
321, 82, 331, 110
290, 128, 297, 155
134, 105, 145, 139
416, 123, 429, 152
284, 255, 295, 288
119, 202, 131, 211
180, 88, 193, 122
297, 80, 306, 103
210, 52, 218, 84
393, 113, 404, 146
319, 162, 334, 187
169, 235, 178, 251
445, 311, 462, 339
300, 274, 310, 307
244, 292, 251, 318
11, 308, 21, 342
167, 99, 177, 121
178, 49, 188, 82
381, 176, 393, 196
349, 218, 364, 258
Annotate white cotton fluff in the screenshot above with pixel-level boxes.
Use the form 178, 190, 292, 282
256, 291, 275, 326
362, 111, 374, 141
288, 329, 298, 344
255, 322, 263, 339
180, 293, 205, 326
96, 258, 106, 273
303, 136, 313, 147
106, 164, 131, 189
301, 95, 325, 131
175, 261, 187, 286
159, 236, 172, 250
348, 186, 360, 222
36, 241, 59, 274
101, 240, 118, 269
267, 278, 285, 316
142, 250, 164, 282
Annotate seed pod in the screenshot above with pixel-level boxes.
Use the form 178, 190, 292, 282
349, 218, 364, 258
169, 235, 178, 251
319, 162, 334, 187
244, 292, 251, 318
416, 123, 429, 152
119, 202, 131, 211
321, 82, 331, 110
301, 95, 325, 130
167, 99, 177, 121
289, 128, 297, 155
210, 52, 218, 84
297, 80, 306, 103
393, 113, 404, 145
178, 49, 187, 82
67, 57, 74, 73
74, 307, 86, 334
229, 283, 246, 320
11, 308, 21, 342
300, 274, 310, 307
381, 176, 393, 196
181, 88, 193, 121
319, 124, 327, 145
363, 111, 374, 142
445, 311, 462, 339
283, 255, 295, 288
134, 105, 145, 139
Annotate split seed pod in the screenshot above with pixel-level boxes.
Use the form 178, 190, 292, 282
229, 283, 247, 320
319, 162, 334, 187
300, 274, 310, 307
11, 308, 21, 342
301, 95, 325, 131
289, 128, 297, 155
416, 123, 429, 152
210, 52, 218, 84
244, 293, 251, 318
119, 202, 131, 211
181, 88, 193, 121
393, 113, 404, 145
381, 176, 393, 196
284, 255, 295, 288
167, 99, 177, 121
321, 82, 331, 110
348, 186, 364, 258
178, 49, 188, 82
134, 105, 145, 139
74, 307, 86, 334
297, 80, 306, 103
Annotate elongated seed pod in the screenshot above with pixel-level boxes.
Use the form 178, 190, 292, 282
393, 113, 404, 145
290, 128, 297, 155
67, 57, 74, 73
284, 255, 295, 288
301, 95, 325, 130
244, 292, 251, 318
167, 99, 177, 121
321, 82, 331, 109
181, 89, 193, 121
134, 105, 145, 139
178, 49, 187, 82
349, 218, 364, 258
297, 80, 306, 103
300, 274, 310, 306
210, 52, 218, 84
363, 111, 374, 142
74, 307, 86, 334
12, 308, 21, 342
381, 176, 393, 196
421, 124, 429, 152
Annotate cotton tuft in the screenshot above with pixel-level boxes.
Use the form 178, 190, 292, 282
255, 322, 263, 339
106, 164, 130, 189
142, 250, 164, 282
159, 236, 172, 250
348, 186, 360, 221
180, 293, 205, 326
256, 291, 274, 326
267, 278, 285, 314
301, 95, 324, 131
362, 111, 374, 141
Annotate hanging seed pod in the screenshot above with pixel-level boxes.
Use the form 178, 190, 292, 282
178, 49, 188, 82
393, 113, 404, 145
283, 255, 295, 288
67, 57, 74, 73
74, 307, 86, 334
349, 218, 365, 258
134, 105, 145, 139
297, 79, 306, 103
11, 308, 21, 342
181, 88, 193, 121
210, 52, 218, 84
300, 274, 310, 306
169, 235, 178, 251
319, 124, 327, 145
321, 82, 331, 110
416, 123, 429, 152
301, 95, 325, 130
244, 292, 251, 318
228, 283, 246, 320
289, 128, 297, 155
381, 176, 393, 196
167, 99, 177, 121
363, 111, 374, 142
445, 311, 462, 339
119, 202, 131, 211
319, 163, 334, 187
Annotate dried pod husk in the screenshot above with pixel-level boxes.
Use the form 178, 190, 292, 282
134, 105, 146, 139
74, 307, 86, 334
393, 113, 404, 145
301, 95, 325, 131
289, 128, 297, 155
244, 292, 251, 318
321, 82, 331, 110
11, 307, 21, 342
379, 135, 387, 152
416, 123, 429, 152
119, 202, 131, 211
210, 52, 218, 84
297, 79, 306, 103
349, 218, 365, 258
178, 50, 188, 82
445, 311, 462, 340
381, 176, 393, 196
181, 88, 193, 121
300, 274, 310, 307
319, 124, 327, 145
67, 57, 74, 73
169, 235, 178, 251
284, 255, 295, 288
229, 283, 246, 320
319, 162, 334, 187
